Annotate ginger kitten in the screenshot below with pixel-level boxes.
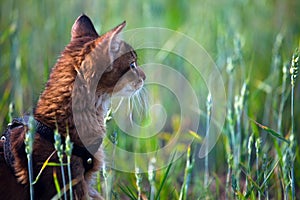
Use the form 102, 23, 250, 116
0, 14, 145, 199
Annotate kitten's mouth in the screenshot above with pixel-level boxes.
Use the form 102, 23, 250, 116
130, 79, 145, 96
135, 79, 144, 90
113, 79, 144, 96
126, 85, 143, 96
112, 84, 148, 123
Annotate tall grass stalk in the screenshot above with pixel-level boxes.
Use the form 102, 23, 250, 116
54, 128, 66, 200
226, 104, 235, 199
277, 63, 288, 133
234, 82, 248, 184
282, 150, 290, 200
255, 138, 261, 200
246, 133, 254, 191
225, 148, 233, 200
102, 158, 115, 199
102, 163, 110, 200
204, 93, 212, 189
111, 131, 118, 198
135, 167, 142, 200
225, 54, 240, 198
226, 55, 235, 140
8, 103, 14, 122
65, 131, 73, 200
155, 153, 176, 200
226, 57, 235, 108
276, 62, 288, 199
289, 49, 298, 200
226, 56, 236, 147
233, 95, 240, 173
100, 110, 115, 199
262, 153, 269, 199
148, 158, 157, 200
179, 145, 194, 200
24, 116, 36, 200
102, 131, 117, 199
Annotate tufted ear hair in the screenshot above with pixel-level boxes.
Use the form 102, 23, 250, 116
71, 14, 99, 40
106, 21, 126, 53
100, 21, 126, 72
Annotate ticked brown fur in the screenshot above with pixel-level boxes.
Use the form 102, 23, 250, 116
0, 14, 145, 199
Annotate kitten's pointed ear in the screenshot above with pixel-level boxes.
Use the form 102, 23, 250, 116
106, 21, 126, 53
71, 14, 98, 40
108, 21, 126, 37
99, 21, 126, 72
90, 21, 126, 72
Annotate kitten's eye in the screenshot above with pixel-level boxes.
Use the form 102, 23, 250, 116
130, 62, 137, 69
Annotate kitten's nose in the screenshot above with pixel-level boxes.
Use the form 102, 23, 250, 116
138, 68, 146, 80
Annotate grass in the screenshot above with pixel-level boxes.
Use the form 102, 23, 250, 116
1, 0, 300, 199
24, 116, 35, 200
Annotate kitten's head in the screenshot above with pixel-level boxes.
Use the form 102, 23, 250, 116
71, 14, 146, 98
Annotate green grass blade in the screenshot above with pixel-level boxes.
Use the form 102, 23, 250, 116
251, 120, 290, 144
119, 184, 137, 200
53, 169, 61, 199
32, 150, 57, 184
155, 152, 176, 200
260, 159, 280, 188
47, 162, 68, 167
239, 163, 263, 194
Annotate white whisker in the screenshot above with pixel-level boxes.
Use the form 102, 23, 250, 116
133, 87, 149, 120
112, 97, 124, 114
140, 88, 149, 116
128, 98, 134, 124
132, 96, 140, 116
112, 86, 149, 126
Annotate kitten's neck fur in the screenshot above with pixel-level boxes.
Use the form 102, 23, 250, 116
34, 35, 106, 146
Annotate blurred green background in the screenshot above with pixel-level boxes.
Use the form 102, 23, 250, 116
1, 0, 300, 199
